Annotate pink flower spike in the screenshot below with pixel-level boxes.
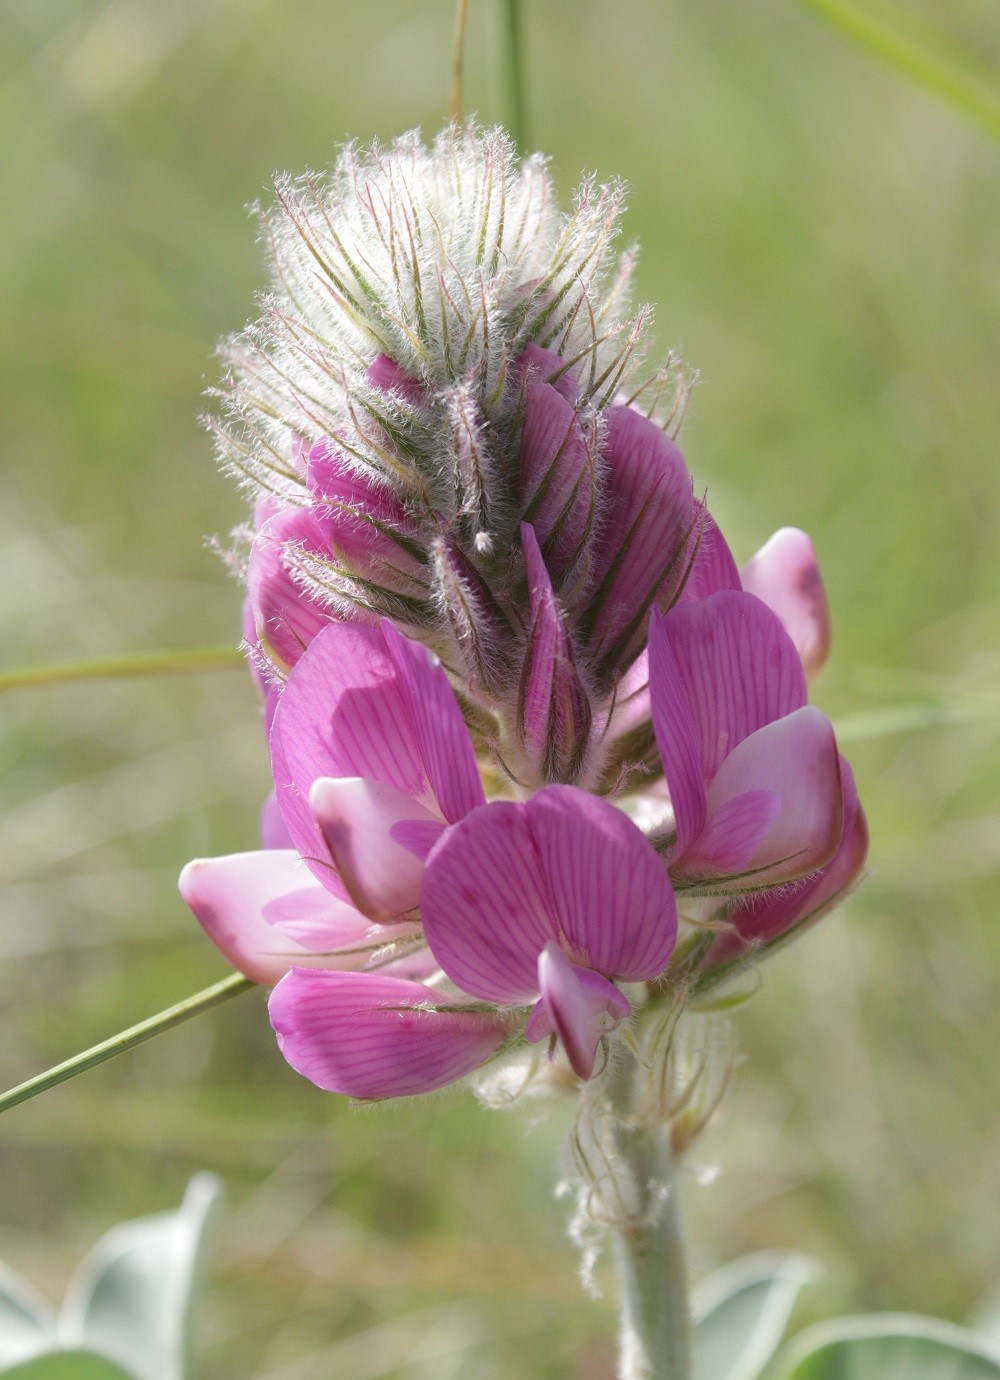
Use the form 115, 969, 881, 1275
178, 850, 375, 984
583, 405, 695, 679
420, 786, 677, 1013
740, 528, 832, 680
518, 523, 593, 784
526, 942, 632, 1079
247, 509, 336, 667
680, 706, 843, 888
269, 970, 511, 1099
707, 756, 868, 964
309, 776, 438, 922
518, 383, 597, 582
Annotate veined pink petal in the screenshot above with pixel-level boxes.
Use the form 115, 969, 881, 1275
707, 756, 868, 963
583, 405, 695, 679
179, 850, 373, 984
365, 354, 426, 406
518, 524, 593, 783
381, 620, 486, 822
420, 801, 558, 1003
525, 942, 632, 1079
310, 776, 437, 922
740, 527, 832, 680
518, 383, 597, 580
647, 607, 708, 857
680, 509, 741, 603
269, 970, 509, 1099
270, 621, 430, 877
679, 706, 843, 888
247, 509, 335, 667
659, 590, 807, 781
524, 786, 677, 980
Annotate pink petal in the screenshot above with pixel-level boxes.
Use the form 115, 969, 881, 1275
583, 405, 695, 680
679, 790, 781, 876
647, 607, 708, 856
247, 510, 336, 667
269, 969, 509, 1099
680, 508, 741, 603
523, 787, 678, 980
518, 383, 597, 581
306, 442, 424, 581
708, 756, 868, 963
740, 527, 832, 680
658, 590, 807, 781
420, 802, 559, 1003
680, 706, 843, 888
526, 941, 631, 1079
390, 816, 447, 861
518, 524, 593, 783
260, 790, 293, 850
365, 354, 426, 406
179, 850, 373, 984
310, 776, 437, 922
381, 620, 485, 822
516, 341, 580, 403
270, 622, 430, 876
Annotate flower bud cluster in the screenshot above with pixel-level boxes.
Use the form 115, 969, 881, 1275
183, 125, 868, 1109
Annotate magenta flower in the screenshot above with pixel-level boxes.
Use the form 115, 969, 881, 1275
271, 784, 677, 1092
648, 589, 844, 891
180, 615, 485, 981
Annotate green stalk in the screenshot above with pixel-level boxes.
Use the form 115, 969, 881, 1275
501, 0, 528, 149
0, 646, 244, 693
600, 1054, 692, 1380
0, 974, 255, 1115
791, 0, 1000, 145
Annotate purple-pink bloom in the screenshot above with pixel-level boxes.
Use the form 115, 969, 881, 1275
419, 786, 677, 1078
705, 755, 868, 966
181, 616, 485, 982
647, 589, 843, 889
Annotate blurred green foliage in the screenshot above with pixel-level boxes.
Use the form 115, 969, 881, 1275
0, 1, 998, 1375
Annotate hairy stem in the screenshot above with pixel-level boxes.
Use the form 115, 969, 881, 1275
604, 1055, 692, 1380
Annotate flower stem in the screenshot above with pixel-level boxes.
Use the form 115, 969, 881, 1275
0, 973, 255, 1115
501, 0, 528, 149
0, 645, 244, 693
605, 1057, 692, 1380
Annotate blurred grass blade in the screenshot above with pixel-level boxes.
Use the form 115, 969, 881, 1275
0, 647, 244, 693
0, 975, 254, 1116
834, 697, 1000, 744
789, 0, 1000, 144
450, 0, 469, 122
502, 0, 528, 148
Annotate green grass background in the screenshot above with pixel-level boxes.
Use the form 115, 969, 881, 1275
1, 1, 999, 1375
